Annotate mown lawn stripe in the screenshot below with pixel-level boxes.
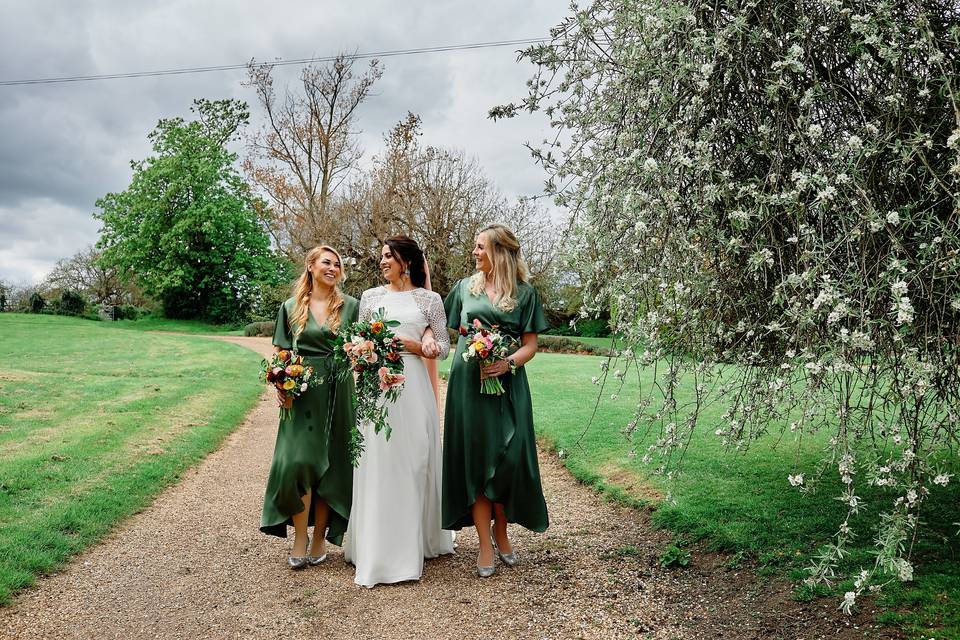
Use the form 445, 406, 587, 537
0, 314, 263, 605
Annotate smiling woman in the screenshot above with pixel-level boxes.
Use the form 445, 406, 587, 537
0, 313, 264, 604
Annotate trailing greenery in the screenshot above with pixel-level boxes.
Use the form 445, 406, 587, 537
95, 98, 287, 324
498, 0, 960, 609
0, 314, 262, 603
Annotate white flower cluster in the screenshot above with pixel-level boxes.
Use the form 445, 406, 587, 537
512, 0, 960, 613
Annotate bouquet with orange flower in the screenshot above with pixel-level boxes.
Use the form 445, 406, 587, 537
459, 319, 518, 395
260, 349, 318, 420
331, 307, 406, 465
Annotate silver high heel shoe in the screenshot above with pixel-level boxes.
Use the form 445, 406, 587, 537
307, 533, 328, 565
476, 553, 496, 578
491, 526, 518, 567
288, 533, 310, 570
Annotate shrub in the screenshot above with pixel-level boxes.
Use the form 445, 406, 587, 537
58, 290, 87, 316
113, 305, 151, 321
28, 292, 45, 314
545, 317, 611, 338
243, 321, 275, 337
538, 335, 610, 356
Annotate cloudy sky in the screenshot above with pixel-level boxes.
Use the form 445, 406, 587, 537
0, 1, 570, 285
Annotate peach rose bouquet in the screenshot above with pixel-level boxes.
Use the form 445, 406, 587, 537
331, 307, 405, 465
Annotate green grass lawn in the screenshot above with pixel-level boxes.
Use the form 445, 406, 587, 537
106, 315, 243, 335
515, 352, 960, 639
0, 313, 263, 604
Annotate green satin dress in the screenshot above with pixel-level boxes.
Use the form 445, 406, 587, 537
441, 278, 550, 532
260, 295, 358, 545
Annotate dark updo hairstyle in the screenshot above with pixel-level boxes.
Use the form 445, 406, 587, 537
384, 235, 427, 288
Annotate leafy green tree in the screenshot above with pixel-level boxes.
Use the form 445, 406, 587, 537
499, 0, 960, 608
96, 99, 283, 323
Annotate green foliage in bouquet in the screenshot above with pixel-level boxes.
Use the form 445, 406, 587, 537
330, 308, 406, 466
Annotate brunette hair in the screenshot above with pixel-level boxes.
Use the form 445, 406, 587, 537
384, 235, 427, 288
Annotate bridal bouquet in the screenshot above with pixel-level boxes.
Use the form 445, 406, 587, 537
459, 319, 518, 396
260, 350, 318, 420
331, 308, 406, 465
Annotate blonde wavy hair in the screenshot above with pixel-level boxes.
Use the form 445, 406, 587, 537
290, 245, 346, 336
468, 224, 529, 312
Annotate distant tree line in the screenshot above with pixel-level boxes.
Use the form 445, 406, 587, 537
5, 55, 595, 334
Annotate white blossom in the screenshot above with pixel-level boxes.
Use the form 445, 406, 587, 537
895, 558, 913, 582
840, 591, 857, 614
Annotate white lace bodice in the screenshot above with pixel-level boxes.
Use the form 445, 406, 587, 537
358, 286, 450, 360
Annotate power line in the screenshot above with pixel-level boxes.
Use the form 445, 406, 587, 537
0, 38, 549, 87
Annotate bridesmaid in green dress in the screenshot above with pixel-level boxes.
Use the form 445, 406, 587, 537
442, 224, 550, 577
260, 245, 359, 570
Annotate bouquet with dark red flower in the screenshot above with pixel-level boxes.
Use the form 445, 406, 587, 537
331, 307, 405, 466
260, 350, 318, 420
459, 319, 518, 395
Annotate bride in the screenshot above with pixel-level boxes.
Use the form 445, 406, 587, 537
343, 235, 455, 587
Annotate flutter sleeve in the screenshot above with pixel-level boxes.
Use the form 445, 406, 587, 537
520, 284, 550, 334
343, 295, 359, 325
427, 291, 451, 360
444, 279, 463, 331
273, 301, 293, 349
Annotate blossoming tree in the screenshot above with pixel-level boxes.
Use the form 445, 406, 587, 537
493, 0, 960, 610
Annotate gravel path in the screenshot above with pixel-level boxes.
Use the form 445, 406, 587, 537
1, 337, 890, 639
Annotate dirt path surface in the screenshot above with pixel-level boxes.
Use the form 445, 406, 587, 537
2, 336, 895, 640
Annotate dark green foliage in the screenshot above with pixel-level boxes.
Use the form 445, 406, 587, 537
537, 334, 611, 355
57, 291, 86, 316
112, 305, 150, 321
95, 99, 285, 324
545, 317, 611, 338
659, 543, 691, 569
28, 293, 44, 314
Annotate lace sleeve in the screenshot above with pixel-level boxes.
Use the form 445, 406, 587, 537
360, 286, 388, 324
423, 290, 451, 360
358, 288, 375, 323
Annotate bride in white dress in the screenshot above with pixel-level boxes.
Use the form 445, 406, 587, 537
343, 235, 455, 587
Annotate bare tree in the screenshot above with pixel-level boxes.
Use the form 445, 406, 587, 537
1, 281, 39, 312
244, 54, 383, 257
43, 245, 128, 305
320, 114, 499, 295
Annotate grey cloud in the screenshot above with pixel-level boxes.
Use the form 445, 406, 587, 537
0, 0, 568, 283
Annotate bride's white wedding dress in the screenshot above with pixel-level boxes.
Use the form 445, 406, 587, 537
343, 286, 455, 587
